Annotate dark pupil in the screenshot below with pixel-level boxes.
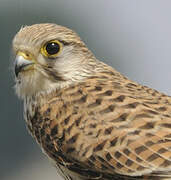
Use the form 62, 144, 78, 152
46, 42, 60, 55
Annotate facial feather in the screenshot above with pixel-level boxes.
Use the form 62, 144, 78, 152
13, 23, 100, 98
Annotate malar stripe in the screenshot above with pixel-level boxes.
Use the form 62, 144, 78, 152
44, 68, 65, 81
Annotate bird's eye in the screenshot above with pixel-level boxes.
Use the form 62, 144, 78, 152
41, 40, 62, 58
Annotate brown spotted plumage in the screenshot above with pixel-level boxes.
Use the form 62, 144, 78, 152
13, 23, 171, 180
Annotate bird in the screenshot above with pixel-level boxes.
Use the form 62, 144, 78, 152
13, 23, 171, 180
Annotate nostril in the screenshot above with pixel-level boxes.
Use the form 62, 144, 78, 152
26, 53, 30, 57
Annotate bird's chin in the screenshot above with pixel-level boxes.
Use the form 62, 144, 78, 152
15, 70, 41, 99
14, 70, 59, 99
15, 78, 35, 99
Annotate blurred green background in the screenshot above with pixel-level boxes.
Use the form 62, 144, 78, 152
1, 0, 171, 179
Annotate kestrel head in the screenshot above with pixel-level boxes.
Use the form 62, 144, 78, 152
12, 23, 97, 99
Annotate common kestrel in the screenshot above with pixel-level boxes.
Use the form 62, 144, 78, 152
13, 23, 171, 180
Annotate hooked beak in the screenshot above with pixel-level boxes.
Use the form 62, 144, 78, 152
14, 51, 35, 77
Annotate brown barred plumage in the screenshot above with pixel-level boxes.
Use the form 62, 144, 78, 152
13, 23, 171, 180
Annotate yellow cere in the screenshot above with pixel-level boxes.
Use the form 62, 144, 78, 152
17, 51, 35, 61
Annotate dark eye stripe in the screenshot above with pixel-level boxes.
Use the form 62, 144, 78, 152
58, 40, 71, 46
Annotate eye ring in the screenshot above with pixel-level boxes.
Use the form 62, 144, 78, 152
41, 40, 62, 58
